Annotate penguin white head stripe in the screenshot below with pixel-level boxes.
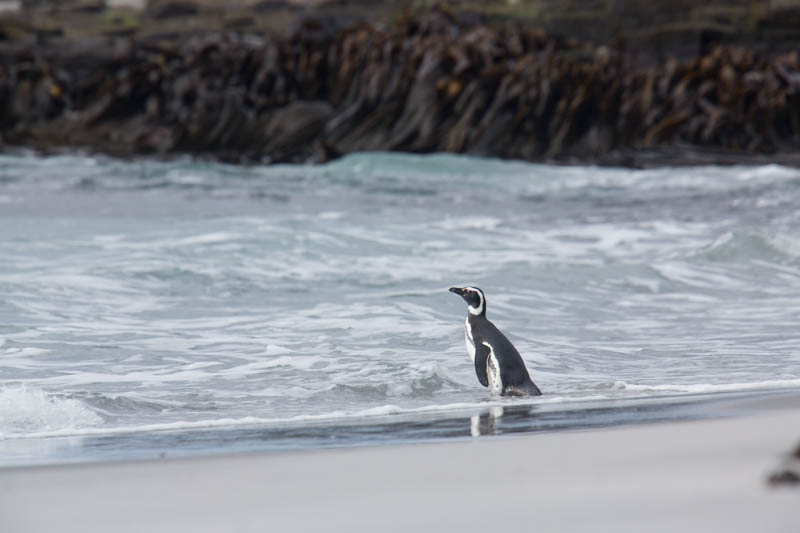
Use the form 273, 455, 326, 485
448, 286, 485, 316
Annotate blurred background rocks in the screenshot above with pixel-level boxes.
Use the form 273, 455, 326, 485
3, 0, 800, 165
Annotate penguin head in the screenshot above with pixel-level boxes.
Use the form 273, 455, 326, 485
449, 286, 486, 316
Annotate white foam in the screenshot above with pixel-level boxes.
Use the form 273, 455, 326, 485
0, 393, 635, 442
12, 347, 49, 357
0, 386, 102, 439
318, 211, 345, 220
172, 232, 240, 246
612, 378, 800, 395
736, 163, 799, 180
0, 400, 511, 441
265, 344, 293, 355
437, 217, 502, 231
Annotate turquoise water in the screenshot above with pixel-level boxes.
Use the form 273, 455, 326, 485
2, 152, 800, 465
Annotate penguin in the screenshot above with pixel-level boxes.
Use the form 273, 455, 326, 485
449, 286, 542, 397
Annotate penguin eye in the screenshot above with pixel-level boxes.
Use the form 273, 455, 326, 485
466, 290, 480, 307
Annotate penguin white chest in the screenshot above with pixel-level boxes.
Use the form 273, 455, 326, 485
483, 342, 503, 394
464, 318, 476, 362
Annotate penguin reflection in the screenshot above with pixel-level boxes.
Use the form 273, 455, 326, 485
471, 406, 505, 437
469, 404, 539, 437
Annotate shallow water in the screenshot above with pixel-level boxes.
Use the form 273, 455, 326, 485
1, 152, 800, 465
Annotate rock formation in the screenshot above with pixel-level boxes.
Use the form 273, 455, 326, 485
2, 8, 800, 165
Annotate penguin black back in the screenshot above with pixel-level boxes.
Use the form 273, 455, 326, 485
449, 286, 542, 397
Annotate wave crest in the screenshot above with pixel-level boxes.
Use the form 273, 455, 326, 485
609, 378, 800, 395
0, 386, 103, 439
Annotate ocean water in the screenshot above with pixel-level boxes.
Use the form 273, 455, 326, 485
1, 152, 800, 466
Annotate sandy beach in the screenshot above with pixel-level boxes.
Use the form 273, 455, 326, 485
2, 403, 799, 533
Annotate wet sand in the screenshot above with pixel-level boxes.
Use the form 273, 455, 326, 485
2, 402, 799, 533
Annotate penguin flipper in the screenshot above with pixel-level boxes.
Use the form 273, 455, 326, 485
474, 342, 490, 387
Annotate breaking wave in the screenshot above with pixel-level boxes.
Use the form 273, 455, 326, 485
0, 386, 103, 439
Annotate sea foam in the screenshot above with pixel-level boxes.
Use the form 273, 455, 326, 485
0, 386, 102, 439
612, 378, 800, 395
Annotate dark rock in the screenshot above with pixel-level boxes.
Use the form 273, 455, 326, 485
263, 100, 334, 163
149, 1, 199, 19
21, 0, 104, 13
5, 9, 800, 165
768, 469, 800, 487
252, 1, 291, 13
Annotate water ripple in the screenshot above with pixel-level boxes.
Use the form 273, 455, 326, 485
1, 153, 800, 454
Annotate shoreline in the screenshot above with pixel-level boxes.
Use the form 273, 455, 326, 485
1, 404, 799, 532
10, 143, 800, 170
3, 388, 800, 468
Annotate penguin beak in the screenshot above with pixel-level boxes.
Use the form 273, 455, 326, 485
449, 287, 465, 296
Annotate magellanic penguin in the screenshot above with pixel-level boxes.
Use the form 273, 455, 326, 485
449, 286, 542, 397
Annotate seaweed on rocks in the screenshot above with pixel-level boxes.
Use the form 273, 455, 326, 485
2, 8, 800, 166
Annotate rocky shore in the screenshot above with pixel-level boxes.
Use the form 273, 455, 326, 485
4, 5, 800, 166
